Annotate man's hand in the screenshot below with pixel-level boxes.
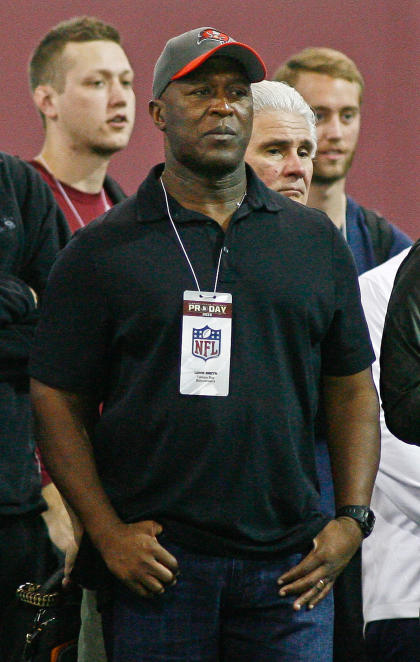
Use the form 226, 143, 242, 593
277, 517, 362, 610
98, 520, 179, 598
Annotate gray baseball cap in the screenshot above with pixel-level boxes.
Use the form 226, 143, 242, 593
153, 27, 266, 98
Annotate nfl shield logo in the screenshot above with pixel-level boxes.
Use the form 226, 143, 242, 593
192, 326, 221, 361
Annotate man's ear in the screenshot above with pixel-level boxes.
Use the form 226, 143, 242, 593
149, 99, 166, 132
33, 85, 59, 120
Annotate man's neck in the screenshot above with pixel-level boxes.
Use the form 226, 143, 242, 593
36, 137, 110, 194
161, 161, 247, 231
307, 178, 347, 231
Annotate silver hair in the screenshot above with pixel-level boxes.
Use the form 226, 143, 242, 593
251, 80, 317, 158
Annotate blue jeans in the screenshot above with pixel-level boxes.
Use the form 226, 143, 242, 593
101, 537, 333, 661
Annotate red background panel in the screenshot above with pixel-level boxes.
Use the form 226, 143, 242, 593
0, 0, 418, 236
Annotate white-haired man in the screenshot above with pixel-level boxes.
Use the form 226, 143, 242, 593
246, 80, 316, 205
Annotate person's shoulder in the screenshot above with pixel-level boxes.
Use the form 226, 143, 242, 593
0, 152, 64, 220
0, 152, 36, 182
265, 185, 336, 234
248, 165, 333, 231
298, 200, 335, 226
355, 199, 412, 245
401, 238, 420, 262
393, 240, 420, 288
0, 151, 22, 170
81, 193, 137, 233
291, 198, 343, 244
271, 196, 347, 261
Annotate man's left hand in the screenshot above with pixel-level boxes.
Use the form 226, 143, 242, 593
277, 517, 362, 610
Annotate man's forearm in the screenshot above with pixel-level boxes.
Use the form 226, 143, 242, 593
277, 367, 380, 610
322, 369, 380, 508
31, 379, 123, 551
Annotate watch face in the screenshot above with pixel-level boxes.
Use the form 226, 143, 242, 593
336, 506, 375, 538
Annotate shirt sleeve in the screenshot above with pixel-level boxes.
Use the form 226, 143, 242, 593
0, 273, 37, 327
321, 226, 375, 376
29, 231, 110, 398
380, 241, 420, 444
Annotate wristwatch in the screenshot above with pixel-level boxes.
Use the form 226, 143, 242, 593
335, 505, 375, 538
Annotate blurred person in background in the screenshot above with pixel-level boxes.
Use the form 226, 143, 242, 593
360, 246, 420, 662
274, 47, 412, 275
27, 16, 135, 660
28, 15, 135, 233
274, 47, 413, 662
245, 80, 316, 206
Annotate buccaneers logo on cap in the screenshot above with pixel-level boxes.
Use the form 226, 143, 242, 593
197, 29, 231, 44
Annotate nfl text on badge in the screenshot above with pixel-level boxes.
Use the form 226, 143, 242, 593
192, 326, 221, 360
180, 291, 232, 396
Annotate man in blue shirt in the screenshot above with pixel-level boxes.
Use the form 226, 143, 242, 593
274, 47, 412, 275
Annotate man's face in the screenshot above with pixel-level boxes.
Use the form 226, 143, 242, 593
155, 56, 253, 176
293, 72, 360, 184
53, 40, 135, 156
245, 109, 314, 204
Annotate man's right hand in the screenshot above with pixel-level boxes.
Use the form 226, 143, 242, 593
98, 520, 179, 597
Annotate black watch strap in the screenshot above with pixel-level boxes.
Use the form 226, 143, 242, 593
335, 505, 375, 538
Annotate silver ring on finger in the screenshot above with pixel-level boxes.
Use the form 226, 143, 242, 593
316, 578, 326, 591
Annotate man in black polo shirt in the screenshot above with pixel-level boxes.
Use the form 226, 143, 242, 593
30, 27, 380, 662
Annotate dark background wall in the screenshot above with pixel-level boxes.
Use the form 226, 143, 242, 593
0, 0, 418, 236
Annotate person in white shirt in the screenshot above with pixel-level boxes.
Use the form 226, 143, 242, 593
359, 248, 420, 662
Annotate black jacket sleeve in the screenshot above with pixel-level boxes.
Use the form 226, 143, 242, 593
0, 153, 70, 381
380, 240, 420, 444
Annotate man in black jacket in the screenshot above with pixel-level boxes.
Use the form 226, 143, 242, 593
380, 240, 420, 446
0, 152, 69, 630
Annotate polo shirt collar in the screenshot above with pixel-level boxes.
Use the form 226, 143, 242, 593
135, 163, 285, 225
